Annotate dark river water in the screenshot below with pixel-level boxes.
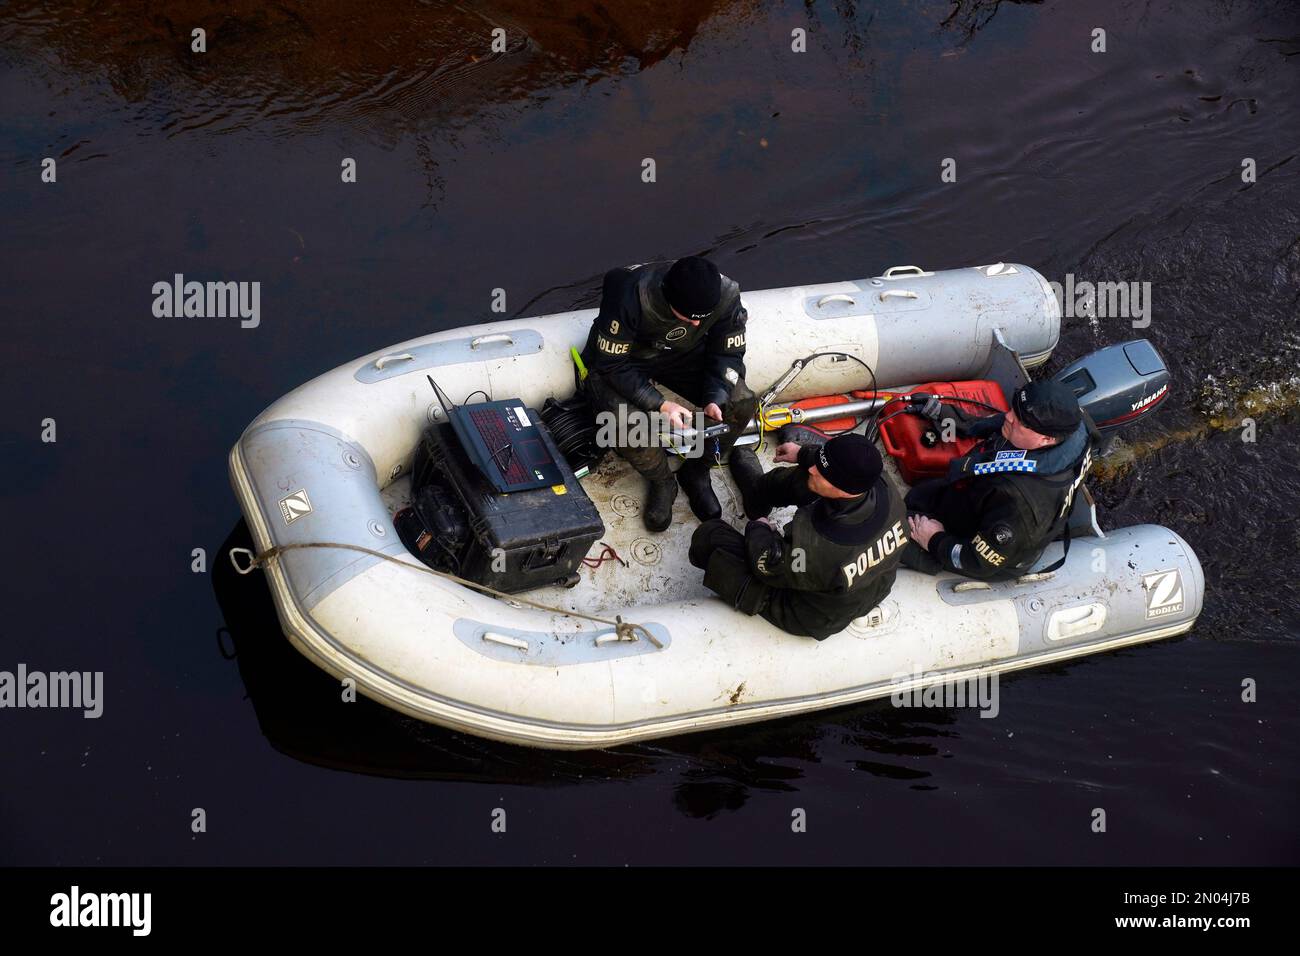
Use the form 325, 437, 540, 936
2, 0, 1298, 865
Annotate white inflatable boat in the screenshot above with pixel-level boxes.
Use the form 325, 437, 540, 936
228, 263, 1203, 749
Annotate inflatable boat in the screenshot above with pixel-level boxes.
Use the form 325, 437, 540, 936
227, 263, 1204, 749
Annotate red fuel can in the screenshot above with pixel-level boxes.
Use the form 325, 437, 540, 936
875, 380, 1009, 484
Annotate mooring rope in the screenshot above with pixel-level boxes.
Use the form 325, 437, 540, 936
228, 540, 662, 647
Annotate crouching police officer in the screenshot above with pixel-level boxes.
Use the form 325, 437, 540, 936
902, 379, 1097, 579
580, 256, 757, 532
688, 433, 908, 640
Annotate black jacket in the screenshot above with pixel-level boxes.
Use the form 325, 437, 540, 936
579, 262, 747, 411
743, 449, 908, 640
921, 418, 1094, 579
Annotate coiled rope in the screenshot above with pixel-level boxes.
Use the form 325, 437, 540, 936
228, 540, 661, 647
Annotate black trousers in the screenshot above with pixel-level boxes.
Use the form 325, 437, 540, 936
688, 518, 747, 571
583, 351, 756, 481
905, 477, 978, 537
687, 464, 812, 612
899, 478, 959, 574
688, 519, 770, 616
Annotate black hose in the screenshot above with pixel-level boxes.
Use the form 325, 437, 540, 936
866, 407, 918, 442
865, 394, 1005, 442
920, 393, 1007, 415
540, 397, 602, 470
763, 351, 881, 439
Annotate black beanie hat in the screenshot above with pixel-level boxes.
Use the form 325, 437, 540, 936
815, 433, 883, 495
1012, 380, 1083, 440
663, 256, 722, 320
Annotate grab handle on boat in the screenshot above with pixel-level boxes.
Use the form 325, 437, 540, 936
882, 265, 927, 279
953, 581, 991, 592
814, 293, 857, 309
879, 290, 919, 301
1047, 603, 1107, 641
1015, 571, 1056, 585
482, 631, 529, 651
470, 333, 514, 350
374, 352, 416, 370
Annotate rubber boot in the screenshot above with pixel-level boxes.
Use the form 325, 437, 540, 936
727, 446, 770, 520
677, 457, 721, 522
643, 476, 679, 533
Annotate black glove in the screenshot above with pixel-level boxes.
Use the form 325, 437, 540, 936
916, 394, 944, 422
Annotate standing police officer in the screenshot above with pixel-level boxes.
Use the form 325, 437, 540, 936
581, 256, 757, 532
688, 434, 908, 640
902, 379, 1097, 579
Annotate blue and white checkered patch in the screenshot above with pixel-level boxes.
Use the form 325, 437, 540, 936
972, 458, 1038, 474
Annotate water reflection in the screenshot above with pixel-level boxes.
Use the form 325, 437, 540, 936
3, 0, 750, 139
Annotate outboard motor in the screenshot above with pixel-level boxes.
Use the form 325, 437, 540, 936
1052, 339, 1170, 449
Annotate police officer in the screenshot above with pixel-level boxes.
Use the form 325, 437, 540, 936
581, 256, 757, 532
688, 433, 908, 640
902, 379, 1097, 579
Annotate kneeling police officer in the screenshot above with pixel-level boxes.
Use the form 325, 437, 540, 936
580, 256, 757, 532
688, 433, 908, 641
902, 379, 1097, 579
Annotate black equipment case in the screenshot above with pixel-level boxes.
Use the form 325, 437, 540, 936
397, 417, 605, 594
